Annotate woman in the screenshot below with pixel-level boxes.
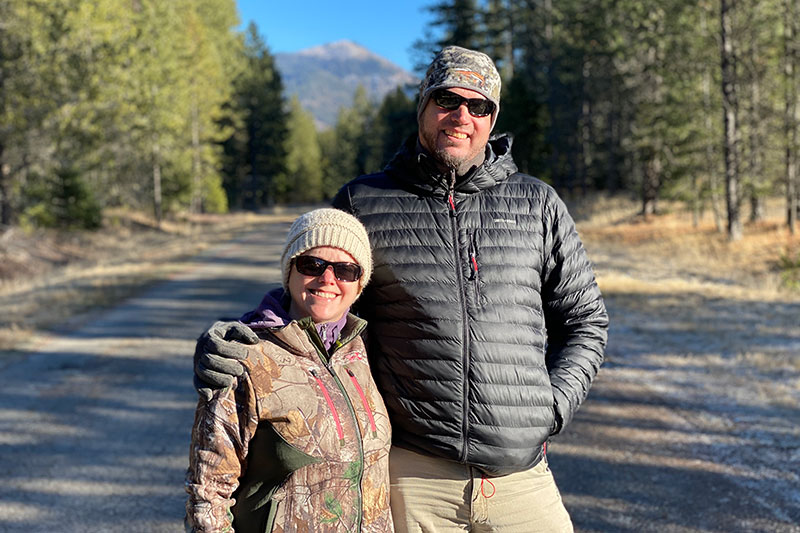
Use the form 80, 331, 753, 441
185, 208, 393, 533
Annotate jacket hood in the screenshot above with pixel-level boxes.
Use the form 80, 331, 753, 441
384, 133, 518, 196
240, 287, 292, 329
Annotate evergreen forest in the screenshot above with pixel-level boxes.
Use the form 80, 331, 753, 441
1, 0, 799, 241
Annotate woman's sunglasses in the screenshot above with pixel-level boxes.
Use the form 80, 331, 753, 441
431, 89, 495, 117
294, 255, 363, 283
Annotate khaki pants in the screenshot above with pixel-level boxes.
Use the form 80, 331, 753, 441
389, 446, 573, 533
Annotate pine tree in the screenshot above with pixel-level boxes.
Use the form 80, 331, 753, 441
221, 22, 287, 209
411, 0, 482, 71
278, 96, 323, 204
182, 0, 242, 214
367, 87, 418, 171
320, 87, 376, 199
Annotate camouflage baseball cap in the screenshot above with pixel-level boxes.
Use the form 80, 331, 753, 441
417, 46, 502, 129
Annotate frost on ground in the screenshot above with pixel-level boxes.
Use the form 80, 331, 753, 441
554, 199, 800, 532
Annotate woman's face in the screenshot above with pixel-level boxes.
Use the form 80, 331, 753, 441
287, 246, 361, 323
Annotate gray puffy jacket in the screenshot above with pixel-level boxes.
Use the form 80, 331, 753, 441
332, 134, 608, 476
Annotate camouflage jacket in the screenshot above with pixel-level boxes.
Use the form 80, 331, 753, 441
185, 315, 393, 532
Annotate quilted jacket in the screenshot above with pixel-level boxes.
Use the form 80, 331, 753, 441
185, 308, 393, 532
332, 133, 609, 476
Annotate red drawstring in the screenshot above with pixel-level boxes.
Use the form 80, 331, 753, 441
346, 367, 378, 437
480, 476, 496, 498
310, 369, 345, 446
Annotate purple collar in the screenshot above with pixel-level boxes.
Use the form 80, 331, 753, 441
314, 313, 348, 352
240, 287, 350, 351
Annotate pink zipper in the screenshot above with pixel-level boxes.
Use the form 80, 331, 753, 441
346, 368, 377, 437
310, 369, 345, 446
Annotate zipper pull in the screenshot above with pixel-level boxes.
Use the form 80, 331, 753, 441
470, 253, 478, 279
447, 169, 457, 217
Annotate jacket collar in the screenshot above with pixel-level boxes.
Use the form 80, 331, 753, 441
385, 133, 518, 196
240, 287, 366, 359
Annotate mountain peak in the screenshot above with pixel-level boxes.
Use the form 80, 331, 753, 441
296, 40, 375, 60
275, 41, 418, 129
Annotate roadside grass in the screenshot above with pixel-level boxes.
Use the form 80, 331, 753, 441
572, 195, 800, 299
778, 248, 800, 289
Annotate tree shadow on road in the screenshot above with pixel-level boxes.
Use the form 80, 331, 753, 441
553, 291, 800, 533
0, 346, 197, 532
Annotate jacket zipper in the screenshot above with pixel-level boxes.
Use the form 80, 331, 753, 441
447, 175, 472, 464
346, 367, 378, 437
316, 323, 367, 532
329, 366, 365, 532
310, 368, 345, 446
268, 321, 368, 530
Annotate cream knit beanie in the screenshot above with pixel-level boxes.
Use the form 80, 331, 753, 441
281, 208, 373, 292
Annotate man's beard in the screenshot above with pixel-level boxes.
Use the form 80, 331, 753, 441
434, 146, 486, 177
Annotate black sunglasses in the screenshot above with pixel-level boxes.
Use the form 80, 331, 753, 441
431, 89, 495, 117
294, 255, 363, 283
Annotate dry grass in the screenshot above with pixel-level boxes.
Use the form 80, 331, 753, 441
572, 195, 800, 302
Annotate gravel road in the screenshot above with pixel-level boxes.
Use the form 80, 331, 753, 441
1, 218, 798, 532
0, 220, 291, 532
553, 244, 800, 533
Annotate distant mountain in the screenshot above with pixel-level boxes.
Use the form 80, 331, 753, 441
275, 40, 418, 129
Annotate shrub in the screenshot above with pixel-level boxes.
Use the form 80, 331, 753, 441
778, 249, 800, 290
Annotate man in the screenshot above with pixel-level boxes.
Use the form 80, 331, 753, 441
195, 46, 608, 532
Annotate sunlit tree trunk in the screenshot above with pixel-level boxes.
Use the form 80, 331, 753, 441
641, 150, 661, 217
745, 3, 765, 224
720, 0, 742, 240
747, 71, 765, 224
640, 32, 664, 217
697, 3, 723, 231
191, 102, 202, 213
784, 0, 798, 233
152, 135, 162, 227
578, 55, 593, 197
0, 144, 10, 226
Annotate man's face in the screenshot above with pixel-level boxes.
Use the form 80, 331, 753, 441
418, 87, 493, 172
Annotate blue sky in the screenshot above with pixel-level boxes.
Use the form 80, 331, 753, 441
235, 0, 436, 73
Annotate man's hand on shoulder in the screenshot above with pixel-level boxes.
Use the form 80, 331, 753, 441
193, 320, 259, 400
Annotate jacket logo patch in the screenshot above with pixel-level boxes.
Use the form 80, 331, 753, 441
453, 69, 486, 87
344, 350, 365, 362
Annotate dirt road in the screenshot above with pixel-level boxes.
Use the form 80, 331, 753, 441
0, 219, 292, 532
1, 218, 798, 532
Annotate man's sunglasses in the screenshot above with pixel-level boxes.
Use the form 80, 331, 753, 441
294, 255, 363, 283
431, 89, 495, 117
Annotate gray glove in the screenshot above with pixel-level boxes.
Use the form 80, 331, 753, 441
193, 320, 259, 400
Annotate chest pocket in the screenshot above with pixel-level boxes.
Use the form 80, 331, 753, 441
464, 229, 484, 311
